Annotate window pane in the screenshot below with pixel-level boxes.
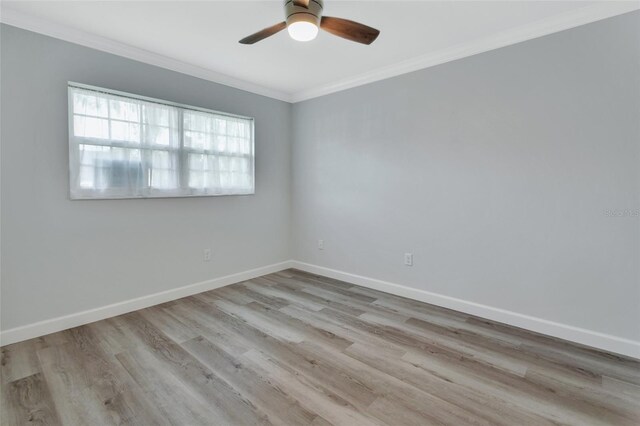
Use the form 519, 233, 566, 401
150, 150, 179, 189
227, 120, 239, 136
188, 153, 215, 189
184, 110, 215, 150
184, 110, 210, 132
111, 121, 140, 143
73, 92, 108, 117
183, 110, 253, 193
74, 115, 109, 139
144, 125, 169, 146
143, 104, 179, 147
109, 99, 139, 121
214, 117, 226, 134
187, 153, 252, 192
184, 129, 212, 150
78, 144, 143, 190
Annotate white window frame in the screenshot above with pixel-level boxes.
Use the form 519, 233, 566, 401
68, 82, 255, 200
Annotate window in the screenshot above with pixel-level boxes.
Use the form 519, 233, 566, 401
68, 83, 254, 199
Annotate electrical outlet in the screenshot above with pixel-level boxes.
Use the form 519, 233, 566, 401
203, 248, 212, 262
404, 253, 413, 266
318, 239, 324, 250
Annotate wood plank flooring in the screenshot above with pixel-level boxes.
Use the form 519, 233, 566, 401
2, 269, 639, 425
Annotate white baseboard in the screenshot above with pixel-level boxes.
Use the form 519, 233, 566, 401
4, 259, 638, 359
0, 261, 293, 346
290, 261, 640, 359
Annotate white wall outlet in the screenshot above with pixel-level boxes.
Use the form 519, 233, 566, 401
404, 253, 413, 266
203, 248, 212, 262
318, 239, 324, 250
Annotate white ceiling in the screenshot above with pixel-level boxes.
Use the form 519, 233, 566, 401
2, 1, 638, 102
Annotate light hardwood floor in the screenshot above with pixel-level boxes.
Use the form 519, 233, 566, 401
2, 269, 639, 425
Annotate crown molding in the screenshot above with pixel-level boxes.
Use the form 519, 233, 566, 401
0, 7, 294, 103
290, 1, 640, 102
2, 2, 638, 104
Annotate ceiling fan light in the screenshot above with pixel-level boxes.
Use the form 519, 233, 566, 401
287, 21, 318, 42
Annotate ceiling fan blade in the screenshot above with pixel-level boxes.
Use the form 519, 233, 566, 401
293, 0, 310, 7
239, 21, 287, 44
320, 16, 380, 45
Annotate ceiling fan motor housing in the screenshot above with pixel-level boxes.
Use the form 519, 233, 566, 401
285, 0, 324, 28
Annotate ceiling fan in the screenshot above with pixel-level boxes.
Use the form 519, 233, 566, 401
239, 0, 380, 45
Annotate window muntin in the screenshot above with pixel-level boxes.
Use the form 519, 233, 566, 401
68, 84, 254, 199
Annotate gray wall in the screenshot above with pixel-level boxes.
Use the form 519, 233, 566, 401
2, 12, 639, 342
292, 12, 640, 341
1, 24, 292, 330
